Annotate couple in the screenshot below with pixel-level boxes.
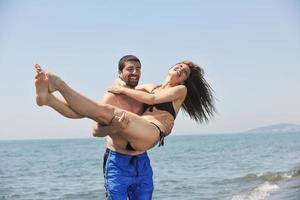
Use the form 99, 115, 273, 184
34, 55, 215, 199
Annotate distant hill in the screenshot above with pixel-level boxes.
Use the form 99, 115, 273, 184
244, 123, 300, 133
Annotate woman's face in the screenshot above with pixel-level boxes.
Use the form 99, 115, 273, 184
169, 63, 191, 84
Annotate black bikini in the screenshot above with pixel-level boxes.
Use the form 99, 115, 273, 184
126, 85, 176, 151
143, 102, 176, 119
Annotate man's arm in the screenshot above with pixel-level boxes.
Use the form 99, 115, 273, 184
92, 121, 112, 137
92, 93, 119, 137
92, 111, 129, 137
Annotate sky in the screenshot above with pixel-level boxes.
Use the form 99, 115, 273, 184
0, 0, 299, 140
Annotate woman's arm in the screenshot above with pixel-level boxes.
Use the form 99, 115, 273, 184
135, 84, 157, 92
109, 85, 187, 105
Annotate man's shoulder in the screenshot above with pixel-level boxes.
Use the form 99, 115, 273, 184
100, 92, 118, 104
102, 92, 128, 102
101, 92, 137, 108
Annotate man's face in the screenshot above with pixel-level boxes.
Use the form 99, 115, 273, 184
119, 61, 141, 88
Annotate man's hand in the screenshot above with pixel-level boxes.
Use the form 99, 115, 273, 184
92, 110, 130, 137
110, 110, 130, 132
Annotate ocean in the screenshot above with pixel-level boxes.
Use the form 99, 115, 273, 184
1, 133, 300, 200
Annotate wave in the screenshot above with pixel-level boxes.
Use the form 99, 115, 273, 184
248, 165, 300, 182
231, 165, 300, 200
232, 182, 279, 200
228, 165, 300, 183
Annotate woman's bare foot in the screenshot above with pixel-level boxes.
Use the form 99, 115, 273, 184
34, 64, 63, 93
34, 64, 50, 106
45, 71, 63, 93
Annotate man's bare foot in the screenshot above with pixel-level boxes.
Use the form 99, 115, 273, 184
34, 66, 50, 106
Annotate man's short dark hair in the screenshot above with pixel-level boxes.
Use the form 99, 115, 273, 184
118, 55, 141, 72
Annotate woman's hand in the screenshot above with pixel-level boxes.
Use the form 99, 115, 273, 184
112, 78, 127, 87
108, 85, 125, 94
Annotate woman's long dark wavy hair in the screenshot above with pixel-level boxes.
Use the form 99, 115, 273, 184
179, 60, 216, 123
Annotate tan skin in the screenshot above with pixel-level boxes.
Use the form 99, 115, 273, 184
35, 63, 191, 151
35, 62, 174, 153
35, 61, 146, 155
92, 61, 146, 155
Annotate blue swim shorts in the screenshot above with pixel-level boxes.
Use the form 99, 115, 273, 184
103, 148, 154, 200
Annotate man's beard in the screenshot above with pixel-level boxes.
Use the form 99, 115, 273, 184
127, 80, 138, 88
127, 76, 139, 88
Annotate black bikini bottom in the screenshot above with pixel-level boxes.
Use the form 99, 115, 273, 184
126, 122, 165, 151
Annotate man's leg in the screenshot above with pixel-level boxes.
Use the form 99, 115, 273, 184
103, 149, 141, 200
127, 152, 154, 200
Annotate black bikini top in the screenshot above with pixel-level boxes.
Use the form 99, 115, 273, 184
143, 85, 176, 119
143, 102, 176, 119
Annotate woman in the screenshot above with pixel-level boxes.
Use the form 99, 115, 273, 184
34, 61, 215, 151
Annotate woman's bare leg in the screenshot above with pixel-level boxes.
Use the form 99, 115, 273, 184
35, 64, 84, 119
36, 65, 160, 150
48, 73, 160, 150
48, 95, 85, 119
44, 69, 114, 125
35, 65, 108, 123
120, 112, 160, 151
47, 70, 160, 150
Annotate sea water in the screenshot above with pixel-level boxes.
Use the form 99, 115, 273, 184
1, 133, 300, 200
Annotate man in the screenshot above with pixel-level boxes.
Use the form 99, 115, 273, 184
34, 55, 153, 200
92, 55, 154, 200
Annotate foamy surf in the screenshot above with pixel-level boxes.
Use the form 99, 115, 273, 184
231, 166, 300, 200
231, 182, 279, 200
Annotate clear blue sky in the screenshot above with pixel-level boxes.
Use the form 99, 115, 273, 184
1, 0, 299, 139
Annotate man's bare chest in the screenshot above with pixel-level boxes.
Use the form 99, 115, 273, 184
116, 95, 143, 115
